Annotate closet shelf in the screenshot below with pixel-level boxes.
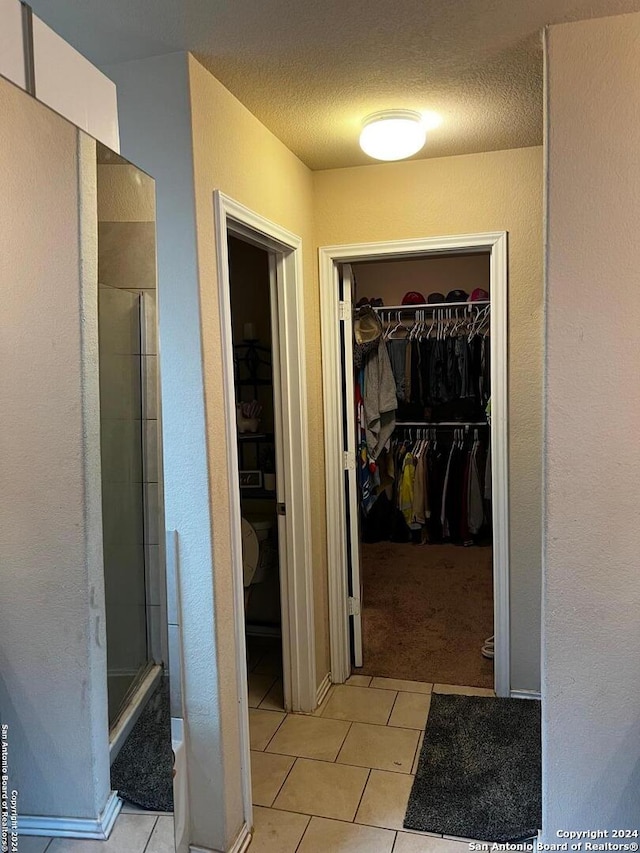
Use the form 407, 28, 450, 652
238, 432, 274, 441
396, 420, 488, 427
372, 299, 489, 312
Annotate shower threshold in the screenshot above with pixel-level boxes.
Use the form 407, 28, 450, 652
109, 663, 162, 765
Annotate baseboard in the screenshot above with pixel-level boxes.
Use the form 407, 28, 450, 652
18, 791, 122, 839
227, 822, 252, 853
316, 672, 332, 708
189, 821, 252, 853
510, 689, 541, 700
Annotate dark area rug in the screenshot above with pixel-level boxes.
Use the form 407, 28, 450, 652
360, 542, 494, 687
404, 693, 541, 841
111, 679, 174, 812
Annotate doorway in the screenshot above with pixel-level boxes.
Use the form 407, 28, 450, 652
227, 234, 285, 708
320, 233, 510, 697
214, 191, 317, 827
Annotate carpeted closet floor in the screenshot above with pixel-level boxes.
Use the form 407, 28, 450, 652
358, 542, 494, 688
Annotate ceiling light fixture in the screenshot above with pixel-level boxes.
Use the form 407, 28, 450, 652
359, 109, 429, 161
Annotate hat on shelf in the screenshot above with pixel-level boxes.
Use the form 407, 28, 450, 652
468, 287, 489, 302
427, 292, 446, 304
353, 305, 383, 368
401, 291, 426, 305
445, 289, 469, 303
356, 296, 385, 308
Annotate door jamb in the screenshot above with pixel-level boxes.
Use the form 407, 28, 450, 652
214, 191, 317, 826
319, 233, 510, 697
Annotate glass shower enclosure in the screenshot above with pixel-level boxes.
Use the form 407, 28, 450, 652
98, 284, 150, 726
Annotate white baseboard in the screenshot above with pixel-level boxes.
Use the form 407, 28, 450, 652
510, 689, 541, 700
227, 822, 252, 853
316, 673, 332, 708
18, 791, 122, 839
189, 822, 252, 853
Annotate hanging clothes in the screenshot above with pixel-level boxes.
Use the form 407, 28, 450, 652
358, 427, 489, 546
399, 452, 416, 524
387, 339, 407, 401
411, 450, 428, 526
468, 438, 485, 535
354, 301, 491, 546
362, 338, 397, 459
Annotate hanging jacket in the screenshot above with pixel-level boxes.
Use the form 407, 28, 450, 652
411, 452, 427, 525
468, 443, 484, 534
363, 340, 398, 459
399, 452, 416, 524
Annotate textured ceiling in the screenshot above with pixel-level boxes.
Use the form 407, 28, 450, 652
29, 0, 640, 170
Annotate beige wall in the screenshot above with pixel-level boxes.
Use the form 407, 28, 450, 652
113, 53, 544, 848
543, 12, 640, 831
187, 53, 324, 844
314, 146, 544, 692
0, 77, 110, 820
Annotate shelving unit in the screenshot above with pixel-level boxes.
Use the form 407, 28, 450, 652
234, 341, 276, 499
372, 299, 490, 312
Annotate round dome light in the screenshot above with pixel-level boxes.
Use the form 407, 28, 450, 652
359, 110, 427, 161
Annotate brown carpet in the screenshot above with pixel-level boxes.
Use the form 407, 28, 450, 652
359, 542, 494, 688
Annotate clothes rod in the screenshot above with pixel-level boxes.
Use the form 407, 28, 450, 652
396, 421, 489, 427
371, 300, 490, 312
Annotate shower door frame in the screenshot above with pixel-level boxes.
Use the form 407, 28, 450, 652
98, 284, 164, 759
99, 285, 152, 728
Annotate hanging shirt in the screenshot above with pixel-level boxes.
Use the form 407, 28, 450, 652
387, 339, 408, 401
404, 341, 413, 404
468, 442, 484, 534
358, 440, 376, 516
363, 340, 398, 460
411, 452, 427, 525
440, 442, 456, 539
399, 452, 416, 524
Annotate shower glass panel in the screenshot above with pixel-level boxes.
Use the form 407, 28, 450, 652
98, 284, 149, 727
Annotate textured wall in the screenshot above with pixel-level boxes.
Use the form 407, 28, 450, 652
187, 55, 328, 698
543, 12, 640, 831
97, 163, 155, 221
314, 146, 544, 692
107, 52, 218, 850
0, 79, 110, 818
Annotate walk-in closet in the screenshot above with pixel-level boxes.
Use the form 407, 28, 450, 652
347, 252, 494, 688
228, 236, 284, 710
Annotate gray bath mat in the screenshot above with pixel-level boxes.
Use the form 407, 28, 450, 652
111, 679, 174, 812
404, 693, 541, 841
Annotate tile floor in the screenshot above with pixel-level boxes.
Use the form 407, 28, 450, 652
246, 660, 496, 853
18, 639, 494, 853
17, 811, 174, 853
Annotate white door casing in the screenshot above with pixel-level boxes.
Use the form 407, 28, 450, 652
340, 264, 363, 666
320, 233, 510, 697
214, 191, 317, 833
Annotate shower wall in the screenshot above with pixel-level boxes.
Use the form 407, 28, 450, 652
97, 154, 167, 672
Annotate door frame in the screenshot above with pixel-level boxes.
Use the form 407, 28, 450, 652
319, 232, 510, 697
214, 191, 317, 820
